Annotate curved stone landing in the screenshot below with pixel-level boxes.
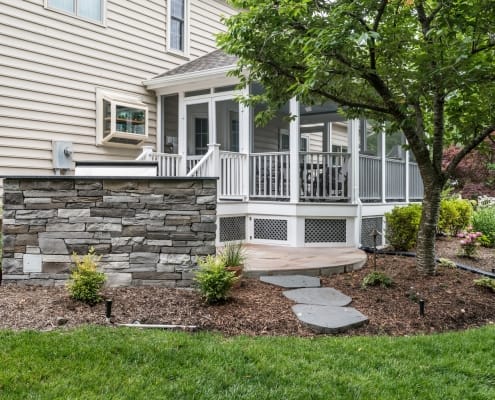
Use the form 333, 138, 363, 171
244, 245, 367, 278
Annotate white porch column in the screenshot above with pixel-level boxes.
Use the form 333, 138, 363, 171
349, 119, 360, 204
178, 92, 187, 175
381, 128, 386, 202
156, 95, 162, 153
240, 87, 251, 199
207, 143, 220, 177
405, 149, 410, 202
289, 98, 300, 203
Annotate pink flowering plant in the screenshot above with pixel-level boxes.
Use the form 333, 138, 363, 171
457, 229, 483, 258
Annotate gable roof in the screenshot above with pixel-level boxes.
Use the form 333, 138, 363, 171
154, 49, 238, 79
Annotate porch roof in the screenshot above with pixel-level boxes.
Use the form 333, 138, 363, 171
144, 50, 238, 90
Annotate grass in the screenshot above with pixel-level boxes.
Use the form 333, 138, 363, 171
0, 326, 494, 399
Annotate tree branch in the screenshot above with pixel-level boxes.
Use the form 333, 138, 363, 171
373, 0, 388, 32
445, 125, 495, 176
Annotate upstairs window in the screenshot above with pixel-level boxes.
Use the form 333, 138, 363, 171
168, 0, 188, 53
46, 0, 104, 23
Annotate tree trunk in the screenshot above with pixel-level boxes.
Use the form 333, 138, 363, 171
415, 176, 443, 275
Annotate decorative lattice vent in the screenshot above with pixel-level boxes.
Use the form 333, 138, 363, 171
219, 216, 246, 242
305, 219, 346, 243
361, 217, 383, 248
253, 218, 288, 241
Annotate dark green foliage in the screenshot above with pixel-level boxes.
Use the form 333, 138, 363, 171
385, 204, 422, 251
362, 271, 393, 288
472, 207, 495, 247
194, 255, 237, 304
67, 247, 106, 305
438, 198, 473, 236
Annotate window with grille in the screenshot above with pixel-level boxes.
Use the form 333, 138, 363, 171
46, 0, 104, 23
168, 0, 187, 53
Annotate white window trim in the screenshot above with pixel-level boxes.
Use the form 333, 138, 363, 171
167, 0, 190, 57
96, 88, 148, 148
44, 0, 106, 26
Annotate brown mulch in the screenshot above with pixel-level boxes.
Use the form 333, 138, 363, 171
1, 242, 494, 336
435, 236, 495, 273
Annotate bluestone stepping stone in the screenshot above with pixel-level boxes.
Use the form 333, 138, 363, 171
259, 275, 321, 288
292, 304, 368, 333
283, 287, 352, 306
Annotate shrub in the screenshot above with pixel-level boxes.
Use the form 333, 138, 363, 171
457, 230, 482, 258
385, 204, 422, 251
67, 247, 106, 305
438, 198, 473, 236
472, 207, 495, 247
362, 271, 393, 288
194, 255, 237, 304
473, 277, 495, 292
219, 242, 246, 267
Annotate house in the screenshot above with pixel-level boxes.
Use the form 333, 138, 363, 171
0, 0, 423, 251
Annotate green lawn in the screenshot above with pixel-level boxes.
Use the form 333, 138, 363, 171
0, 326, 494, 399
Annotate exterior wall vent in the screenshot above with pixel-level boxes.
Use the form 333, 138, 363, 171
305, 219, 346, 243
360, 217, 384, 248
219, 216, 246, 242
253, 218, 288, 241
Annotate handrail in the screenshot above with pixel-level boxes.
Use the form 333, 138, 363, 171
186, 148, 214, 177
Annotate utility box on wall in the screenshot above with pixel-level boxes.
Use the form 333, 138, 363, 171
52, 141, 73, 172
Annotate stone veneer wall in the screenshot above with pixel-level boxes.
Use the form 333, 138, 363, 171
1, 177, 217, 287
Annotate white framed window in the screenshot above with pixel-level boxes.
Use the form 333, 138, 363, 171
45, 0, 105, 23
167, 0, 188, 55
96, 89, 148, 147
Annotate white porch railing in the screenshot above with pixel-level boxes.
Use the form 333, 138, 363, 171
186, 156, 203, 174
409, 162, 423, 200
359, 155, 381, 201
300, 152, 350, 201
220, 151, 248, 199
386, 158, 406, 200
186, 145, 219, 177
136, 147, 181, 177
250, 152, 290, 199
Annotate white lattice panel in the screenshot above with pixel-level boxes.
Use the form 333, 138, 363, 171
219, 216, 246, 242
304, 219, 346, 243
253, 218, 288, 241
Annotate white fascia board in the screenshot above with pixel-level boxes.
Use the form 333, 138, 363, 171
143, 65, 237, 90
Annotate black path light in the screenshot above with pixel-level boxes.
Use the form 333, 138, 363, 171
419, 299, 425, 317
370, 228, 382, 270
105, 299, 113, 320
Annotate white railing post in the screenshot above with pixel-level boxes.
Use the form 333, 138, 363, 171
289, 98, 299, 203
138, 145, 154, 161
207, 144, 220, 177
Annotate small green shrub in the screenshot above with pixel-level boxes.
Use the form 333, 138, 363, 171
194, 255, 237, 304
362, 271, 393, 288
473, 277, 495, 292
219, 242, 246, 267
438, 198, 473, 236
437, 258, 456, 269
67, 247, 106, 305
472, 207, 495, 247
385, 204, 422, 251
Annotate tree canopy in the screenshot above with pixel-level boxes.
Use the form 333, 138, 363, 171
219, 0, 495, 274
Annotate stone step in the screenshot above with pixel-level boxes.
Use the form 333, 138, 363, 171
260, 275, 321, 288
283, 287, 352, 307
292, 304, 368, 333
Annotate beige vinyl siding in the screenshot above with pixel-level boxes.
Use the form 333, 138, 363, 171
0, 0, 235, 196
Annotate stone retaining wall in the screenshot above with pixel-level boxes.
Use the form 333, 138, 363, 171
1, 177, 217, 287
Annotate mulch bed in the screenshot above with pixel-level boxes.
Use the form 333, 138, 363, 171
1, 241, 494, 336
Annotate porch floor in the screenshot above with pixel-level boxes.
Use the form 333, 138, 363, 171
241, 244, 367, 278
